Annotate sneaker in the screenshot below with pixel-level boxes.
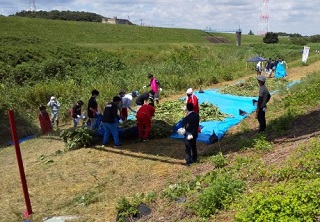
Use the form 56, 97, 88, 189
114, 144, 122, 148
142, 139, 149, 142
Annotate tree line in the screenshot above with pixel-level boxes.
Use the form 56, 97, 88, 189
12, 10, 104, 22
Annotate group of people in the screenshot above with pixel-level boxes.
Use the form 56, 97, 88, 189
256, 58, 287, 78
38, 72, 202, 166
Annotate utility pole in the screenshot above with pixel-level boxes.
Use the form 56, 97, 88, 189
139, 18, 143, 26
29, 0, 36, 11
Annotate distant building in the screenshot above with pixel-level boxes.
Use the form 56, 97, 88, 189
102, 17, 133, 25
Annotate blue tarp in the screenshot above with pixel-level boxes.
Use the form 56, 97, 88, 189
275, 62, 287, 78
171, 90, 257, 144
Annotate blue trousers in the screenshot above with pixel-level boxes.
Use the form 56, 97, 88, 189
102, 122, 120, 146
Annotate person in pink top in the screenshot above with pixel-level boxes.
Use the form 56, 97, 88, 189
143, 73, 162, 104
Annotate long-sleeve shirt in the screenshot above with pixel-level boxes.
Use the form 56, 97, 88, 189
47, 100, 60, 112
122, 93, 135, 112
102, 102, 120, 123
186, 94, 199, 114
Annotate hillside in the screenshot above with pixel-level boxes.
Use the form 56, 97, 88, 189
1, 60, 320, 221
1, 17, 320, 221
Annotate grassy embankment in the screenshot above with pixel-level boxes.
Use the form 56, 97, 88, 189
1, 16, 320, 221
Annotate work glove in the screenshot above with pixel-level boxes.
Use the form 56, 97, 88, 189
77, 115, 80, 118
119, 119, 124, 124
142, 85, 147, 89
182, 106, 186, 111
187, 134, 193, 140
159, 88, 163, 92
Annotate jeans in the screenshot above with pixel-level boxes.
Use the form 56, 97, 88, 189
102, 122, 120, 146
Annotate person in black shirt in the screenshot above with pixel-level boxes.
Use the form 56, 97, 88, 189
135, 90, 155, 111
72, 100, 85, 127
87, 89, 99, 130
183, 103, 200, 166
102, 96, 122, 147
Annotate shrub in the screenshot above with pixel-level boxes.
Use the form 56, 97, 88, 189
235, 179, 320, 221
60, 127, 95, 150
192, 174, 245, 217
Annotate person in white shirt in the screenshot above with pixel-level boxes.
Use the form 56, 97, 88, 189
121, 90, 139, 120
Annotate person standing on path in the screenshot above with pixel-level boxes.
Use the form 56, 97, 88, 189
87, 89, 100, 130
136, 103, 155, 142
256, 75, 270, 133
101, 96, 123, 147
72, 100, 85, 127
143, 73, 162, 104
47, 96, 61, 128
183, 103, 200, 166
39, 105, 52, 135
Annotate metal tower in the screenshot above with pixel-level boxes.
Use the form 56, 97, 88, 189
258, 0, 270, 35
29, 0, 36, 11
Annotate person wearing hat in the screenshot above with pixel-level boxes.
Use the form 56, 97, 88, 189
256, 75, 270, 133
185, 88, 199, 114
121, 90, 139, 120
71, 100, 85, 127
143, 73, 162, 104
135, 90, 155, 111
183, 103, 200, 166
47, 96, 61, 128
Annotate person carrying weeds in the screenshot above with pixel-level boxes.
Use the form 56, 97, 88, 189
256, 75, 270, 133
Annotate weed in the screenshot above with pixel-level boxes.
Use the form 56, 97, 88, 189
211, 152, 228, 168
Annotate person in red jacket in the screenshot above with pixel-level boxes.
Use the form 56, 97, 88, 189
136, 103, 155, 141
185, 88, 199, 114
38, 105, 52, 135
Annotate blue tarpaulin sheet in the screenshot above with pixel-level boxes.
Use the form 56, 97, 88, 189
171, 89, 257, 144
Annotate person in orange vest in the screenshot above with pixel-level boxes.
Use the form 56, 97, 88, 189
136, 103, 155, 141
38, 105, 52, 135
185, 88, 199, 114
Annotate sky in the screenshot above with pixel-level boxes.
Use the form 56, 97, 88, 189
0, 0, 319, 36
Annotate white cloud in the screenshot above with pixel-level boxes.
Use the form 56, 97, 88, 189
0, 0, 319, 35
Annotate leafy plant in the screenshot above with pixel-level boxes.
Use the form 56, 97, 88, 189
252, 134, 273, 152
211, 152, 228, 168
192, 174, 245, 217
60, 127, 95, 150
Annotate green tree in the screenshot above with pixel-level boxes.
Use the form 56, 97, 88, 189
248, 30, 254, 35
263, 32, 279, 44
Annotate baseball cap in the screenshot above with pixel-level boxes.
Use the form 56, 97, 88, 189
257, 75, 266, 82
186, 88, 193, 94
132, 90, 139, 96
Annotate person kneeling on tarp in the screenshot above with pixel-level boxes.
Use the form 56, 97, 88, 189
136, 103, 155, 142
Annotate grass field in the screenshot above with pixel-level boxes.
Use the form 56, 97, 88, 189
1, 16, 320, 221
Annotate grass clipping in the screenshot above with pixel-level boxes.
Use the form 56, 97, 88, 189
120, 100, 230, 139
